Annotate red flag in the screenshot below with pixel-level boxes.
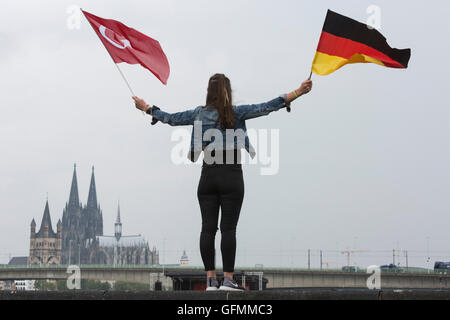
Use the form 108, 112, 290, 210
82, 10, 170, 85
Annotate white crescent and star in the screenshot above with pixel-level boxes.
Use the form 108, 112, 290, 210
99, 25, 132, 50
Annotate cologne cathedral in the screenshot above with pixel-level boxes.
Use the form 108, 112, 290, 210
29, 165, 159, 266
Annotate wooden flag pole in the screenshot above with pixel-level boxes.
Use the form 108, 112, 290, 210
113, 62, 145, 115
114, 63, 135, 96
112, 57, 146, 115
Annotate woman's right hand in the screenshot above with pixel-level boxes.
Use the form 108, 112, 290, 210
133, 96, 150, 113
298, 79, 313, 96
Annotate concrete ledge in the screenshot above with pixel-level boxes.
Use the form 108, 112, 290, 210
1, 289, 450, 300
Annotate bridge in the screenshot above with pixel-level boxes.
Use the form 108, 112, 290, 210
1, 265, 450, 290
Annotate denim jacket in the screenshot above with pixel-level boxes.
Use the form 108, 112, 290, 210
150, 95, 290, 162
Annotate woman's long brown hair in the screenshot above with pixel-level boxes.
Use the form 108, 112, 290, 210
205, 73, 234, 130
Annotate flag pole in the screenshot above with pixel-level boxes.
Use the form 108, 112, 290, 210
101, 44, 137, 97
105, 48, 146, 115
110, 59, 147, 115
113, 63, 135, 96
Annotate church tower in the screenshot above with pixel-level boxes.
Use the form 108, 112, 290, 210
61, 164, 84, 264
180, 250, 189, 265
114, 203, 122, 241
82, 166, 103, 240
29, 200, 62, 265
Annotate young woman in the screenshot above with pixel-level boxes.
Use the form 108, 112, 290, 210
133, 74, 312, 291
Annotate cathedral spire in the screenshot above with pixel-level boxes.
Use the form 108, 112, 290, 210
87, 166, 97, 208
36, 200, 56, 238
116, 201, 121, 224
115, 202, 122, 241
68, 163, 80, 207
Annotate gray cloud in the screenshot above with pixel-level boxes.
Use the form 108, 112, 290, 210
0, 0, 448, 269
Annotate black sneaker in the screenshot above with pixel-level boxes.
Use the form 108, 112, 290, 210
206, 277, 219, 291
219, 277, 245, 291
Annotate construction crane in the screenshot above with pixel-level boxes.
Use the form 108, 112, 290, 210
341, 249, 366, 267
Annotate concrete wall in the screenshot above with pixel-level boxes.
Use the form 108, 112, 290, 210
0, 267, 173, 290
2, 289, 450, 300
264, 270, 450, 289
1, 267, 450, 290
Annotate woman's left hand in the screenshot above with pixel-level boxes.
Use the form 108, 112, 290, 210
298, 79, 313, 95
133, 96, 150, 113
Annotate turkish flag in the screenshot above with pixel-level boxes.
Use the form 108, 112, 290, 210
82, 10, 170, 85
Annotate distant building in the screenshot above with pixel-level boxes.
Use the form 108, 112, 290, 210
29, 201, 62, 265
180, 250, 189, 265
5, 257, 34, 291
8, 256, 29, 266
14, 280, 35, 291
61, 165, 103, 265
28, 164, 159, 266
88, 204, 159, 265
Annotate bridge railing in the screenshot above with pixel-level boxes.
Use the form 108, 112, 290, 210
0, 264, 447, 275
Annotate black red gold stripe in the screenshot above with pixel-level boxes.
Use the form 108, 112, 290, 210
312, 10, 411, 75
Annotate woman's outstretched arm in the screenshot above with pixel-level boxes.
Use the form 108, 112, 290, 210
234, 79, 313, 120
132, 96, 196, 126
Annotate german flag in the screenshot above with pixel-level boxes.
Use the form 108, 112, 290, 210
312, 10, 411, 75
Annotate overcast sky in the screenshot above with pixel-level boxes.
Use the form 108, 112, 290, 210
0, 0, 449, 269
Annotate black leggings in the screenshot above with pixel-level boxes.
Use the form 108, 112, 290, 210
197, 164, 244, 273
